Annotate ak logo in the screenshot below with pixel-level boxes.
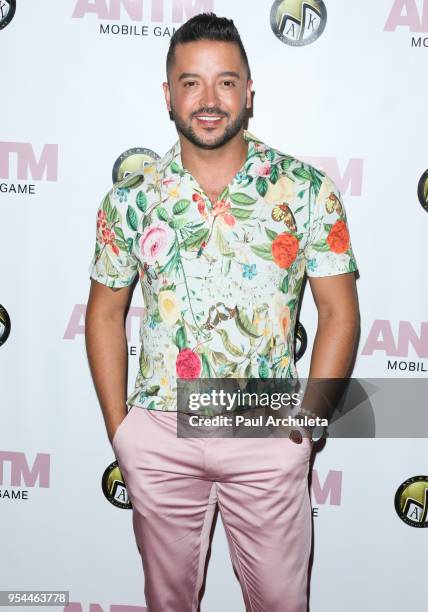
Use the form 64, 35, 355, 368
0, 304, 11, 346
0, 0, 15, 31
394, 475, 428, 527
102, 460, 132, 509
418, 169, 428, 212
270, 0, 327, 46
112, 147, 160, 184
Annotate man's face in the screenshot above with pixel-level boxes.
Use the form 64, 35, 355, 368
163, 40, 253, 150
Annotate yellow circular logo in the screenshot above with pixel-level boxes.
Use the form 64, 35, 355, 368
394, 476, 428, 528
112, 147, 160, 184
101, 460, 132, 509
270, 0, 327, 46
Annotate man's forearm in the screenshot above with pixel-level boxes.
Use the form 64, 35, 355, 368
85, 313, 129, 443
308, 314, 360, 378
296, 314, 360, 436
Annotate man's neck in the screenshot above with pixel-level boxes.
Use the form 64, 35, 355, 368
178, 130, 248, 202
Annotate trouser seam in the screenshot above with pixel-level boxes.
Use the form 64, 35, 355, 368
191, 482, 216, 612
218, 502, 255, 612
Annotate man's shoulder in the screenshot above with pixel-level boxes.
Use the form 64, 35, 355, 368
260, 138, 326, 183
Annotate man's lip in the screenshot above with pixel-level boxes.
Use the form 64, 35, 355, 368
194, 114, 225, 119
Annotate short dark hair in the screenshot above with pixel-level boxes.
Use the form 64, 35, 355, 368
166, 12, 251, 80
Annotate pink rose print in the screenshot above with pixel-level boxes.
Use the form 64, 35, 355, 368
139, 224, 172, 265
256, 161, 271, 177
176, 348, 202, 378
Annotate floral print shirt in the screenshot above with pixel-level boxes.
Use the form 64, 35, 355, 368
88, 130, 358, 411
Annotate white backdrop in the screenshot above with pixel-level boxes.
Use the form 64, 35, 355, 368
1, 1, 427, 611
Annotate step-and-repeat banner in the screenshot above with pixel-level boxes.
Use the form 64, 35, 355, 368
1, 1, 427, 611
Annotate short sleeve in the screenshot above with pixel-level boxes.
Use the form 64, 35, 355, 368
304, 172, 358, 277
88, 185, 140, 288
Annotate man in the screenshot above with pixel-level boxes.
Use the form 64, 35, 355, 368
85, 13, 360, 612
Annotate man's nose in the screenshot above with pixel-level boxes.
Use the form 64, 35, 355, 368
200, 84, 220, 108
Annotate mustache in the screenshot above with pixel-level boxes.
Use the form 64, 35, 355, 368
192, 108, 229, 117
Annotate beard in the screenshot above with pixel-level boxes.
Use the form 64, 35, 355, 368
169, 103, 248, 150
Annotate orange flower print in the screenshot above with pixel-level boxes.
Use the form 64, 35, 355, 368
212, 199, 236, 227
327, 220, 350, 254
271, 233, 299, 269
193, 193, 208, 219
97, 210, 119, 255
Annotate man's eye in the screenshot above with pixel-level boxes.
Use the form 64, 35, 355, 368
184, 81, 197, 87
223, 81, 235, 87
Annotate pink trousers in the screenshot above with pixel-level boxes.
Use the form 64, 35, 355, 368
112, 406, 312, 612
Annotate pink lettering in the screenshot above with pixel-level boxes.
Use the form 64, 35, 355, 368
0, 451, 50, 487
0, 142, 58, 181
384, 0, 428, 32
311, 470, 342, 506
396, 321, 428, 358
72, 0, 110, 19
172, 0, 214, 23
299, 156, 363, 196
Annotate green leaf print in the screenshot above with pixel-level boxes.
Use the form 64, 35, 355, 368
281, 158, 292, 172
250, 244, 274, 261
258, 360, 270, 379
139, 350, 153, 378
222, 256, 232, 276
102, 193, 112, 218
293, 167, 312, 182
136, 190, 147, 212
156, 207, 169, 222
230, 207, 253, 220
169, 217, 188, 230
143, 212, 153, 229
201, 353, 212, 377
122, 174, 144, 190
114, 239, 128, 251
145, 385, 160, 396
270, 165, 279, 184
230, 192, 257, 206
323, 223, 333, 232
266, 149, 275, 162
211, 351, 230, 366
101, 251, 119, 278
256, 177, 268, 197
280, 274, 289, 294
173, 199, 191, 215
244, 362, 253, 378
348, 257, 357, 272
114, 226, 126, 242
171, 161, 185, 176
126, 205, 138, 231
265, 228, 278, 241
219, 186, 229, 201
214, 225, 234, 256
181, 228, 209, 251
214, 329, 245, 357
235, 307, 263, 339
311, 241, 330, 252
126, 237, 134, 254
176, 326, 187, 350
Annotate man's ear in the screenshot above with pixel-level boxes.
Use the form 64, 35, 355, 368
246, 79, 253, 109
162, 81, 171, 112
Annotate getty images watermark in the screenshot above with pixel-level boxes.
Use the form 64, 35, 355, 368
175, 377, 428, 439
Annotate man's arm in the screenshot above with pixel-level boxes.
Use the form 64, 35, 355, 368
85, 278, 134, 445
290, 272, 360, 443
307, 271, 360, 378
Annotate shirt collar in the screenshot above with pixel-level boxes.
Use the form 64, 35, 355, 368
157, 129, 265, 176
